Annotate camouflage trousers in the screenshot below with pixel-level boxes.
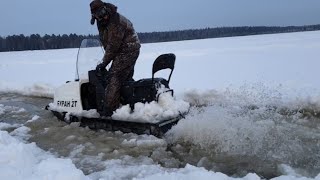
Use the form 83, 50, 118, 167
104, 50, 140, 115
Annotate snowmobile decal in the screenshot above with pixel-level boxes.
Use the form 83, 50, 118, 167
57, 100, 78, 108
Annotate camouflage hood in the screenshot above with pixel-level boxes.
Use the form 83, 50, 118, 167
90, 1, 118, 25
104, 3, 117, 16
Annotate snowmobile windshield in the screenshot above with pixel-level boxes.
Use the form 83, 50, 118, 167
75, 39, 105, 80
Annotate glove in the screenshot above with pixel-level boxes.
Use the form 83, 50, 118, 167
96, 62, 107, 71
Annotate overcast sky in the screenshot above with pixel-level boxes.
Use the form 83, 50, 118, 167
1, 0, 320, 36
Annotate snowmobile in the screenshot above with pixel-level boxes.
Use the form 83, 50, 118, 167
46, 39, 186, 137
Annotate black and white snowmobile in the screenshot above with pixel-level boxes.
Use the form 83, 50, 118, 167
46, 39, 187, 137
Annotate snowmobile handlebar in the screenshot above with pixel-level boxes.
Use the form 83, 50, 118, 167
95, 68, 109, 79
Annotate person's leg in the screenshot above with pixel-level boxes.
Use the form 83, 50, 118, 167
103, 75, 121, 116
103, 50, 140, 116
124, 51, 139, 81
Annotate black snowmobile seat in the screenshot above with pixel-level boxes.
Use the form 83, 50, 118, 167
120, 53, 176, 108
120, 78, 170, 108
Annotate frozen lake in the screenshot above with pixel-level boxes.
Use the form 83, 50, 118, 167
1, 31, 320, 179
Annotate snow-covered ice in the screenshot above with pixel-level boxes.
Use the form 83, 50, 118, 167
1, 31, 320, 179
0, 130, 89, 180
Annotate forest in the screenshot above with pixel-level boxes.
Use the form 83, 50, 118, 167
1, 25, 319, 52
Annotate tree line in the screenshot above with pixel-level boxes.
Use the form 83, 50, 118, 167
1, 25, 320, 52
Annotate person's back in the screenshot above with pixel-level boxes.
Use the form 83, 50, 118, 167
95, 3, 140, 54
90, 0, 141, 116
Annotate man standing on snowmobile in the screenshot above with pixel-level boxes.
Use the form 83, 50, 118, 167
90, 0, 141, 116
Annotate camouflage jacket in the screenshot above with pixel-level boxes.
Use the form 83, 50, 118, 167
97, 3, 141, 65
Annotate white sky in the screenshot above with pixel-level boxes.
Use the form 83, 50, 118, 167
0, 0, 320, 36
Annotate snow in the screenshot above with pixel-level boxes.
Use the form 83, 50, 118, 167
0, 122, 21, 130
1, 31, 320, 179
48, 103, 101, 121
134, 165, 261, 180
87, 156, 261, 180
112, 88, 190, 123
166, 85, 320, 165
121, 135, 167, 148
26, 115, 40, 123
0, 104, 4, 115
0, 104, 27, 116
1, 31, 320, 97
9, 126, 31, 141
0, 130, 88, 180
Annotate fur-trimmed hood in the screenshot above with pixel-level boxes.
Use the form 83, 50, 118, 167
90, 1, 118, 25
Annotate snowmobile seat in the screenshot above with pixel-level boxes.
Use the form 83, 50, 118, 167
151, 53, 175, 83
120, 53, 175, 109
88, 53, 176, 112
120, 78, 170, 109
